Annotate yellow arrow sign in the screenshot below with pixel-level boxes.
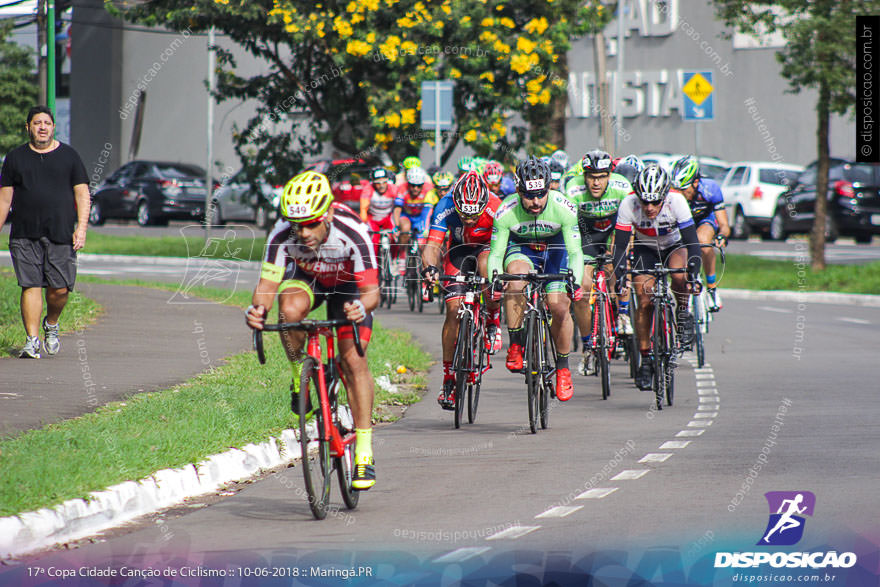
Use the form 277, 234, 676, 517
682, 73, 713, 106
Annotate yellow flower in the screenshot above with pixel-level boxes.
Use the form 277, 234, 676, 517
524, 17, 548, 35
480, 71, 495, 83
285, 23, 300, 33
493, 39, 511, 54
510, 53, 531, 74
492, 120, 507, 136
552, 77, 566, 88
440, 2, 451, 15
481, 17, 494, 27
346, 1, 357, 12
364, 0, 379, 9
385, 0, 398, 5
540, 39, 554, 54
461, 16, 471, 24
460, 54, 468, 60
424, 55, 436, 64
351, 12, 364, 24
538, 89, 551, 104
449, 67, 462, 79
464, 129, 478, 142
369, 104, 378, 116
496, 4, 505, 10
401, 109, 416, 125
401, 40, 418, 55
526, 92, 540, 105
397, 16, 415, 28
333, 17, 353, 38
479, 30, 498, 43
316, 21, 326, 37
379, 35, 401, 61
386, 113, 401, 128
526, 78, 542, 93
374, 132, 391, 144
366, 32, 376, 43
499, 17, 515, 28
346, 39, 372, 57
516, 37, 537, 54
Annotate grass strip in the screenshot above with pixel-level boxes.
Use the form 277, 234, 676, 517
0, 269, 102, 357
718, 255, 880, 294
0, 277, 431, 517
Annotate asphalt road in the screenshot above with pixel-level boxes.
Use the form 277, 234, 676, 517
2, 254, 877, 584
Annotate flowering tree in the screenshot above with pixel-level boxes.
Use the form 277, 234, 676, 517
115, 0, 606, 176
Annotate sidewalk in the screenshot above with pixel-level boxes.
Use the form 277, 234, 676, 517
0, 282, 251, 438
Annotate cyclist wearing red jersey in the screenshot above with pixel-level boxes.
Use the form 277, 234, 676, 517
360, 167, 398, 253
422, 171, 503, 409
246, 171, 380, 490
393, 166, 435, 262
482, 161, 505, 198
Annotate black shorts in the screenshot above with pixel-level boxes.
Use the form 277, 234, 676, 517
279, 264, 373, 342
9, 237, 77, 289
631, 243, 685, 273
580, 226, 614, 262
441, 243, 489, 302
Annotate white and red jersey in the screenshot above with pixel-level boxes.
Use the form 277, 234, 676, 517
615, 192, 696, 250
263, 202, 378, 289
364, 182, 398, 221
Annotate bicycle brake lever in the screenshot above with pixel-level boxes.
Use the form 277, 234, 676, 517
351, 321, 365, 358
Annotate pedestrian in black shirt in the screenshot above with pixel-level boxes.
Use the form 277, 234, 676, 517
0, 105, 90, 358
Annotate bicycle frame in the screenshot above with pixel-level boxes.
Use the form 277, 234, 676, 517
442, 274, 493, 380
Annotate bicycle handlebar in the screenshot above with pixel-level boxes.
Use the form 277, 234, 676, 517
628, 266, 689, 276
439, 273, 489, 285
252, 319, 364, 364
493, 271, 574, 283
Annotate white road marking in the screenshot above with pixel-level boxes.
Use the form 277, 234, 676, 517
688, 420, 713, 427
694, 367, 714, 373
639, 453, 672, 463
696, 380, 717, 388
757, 306, 792, 314
576, 488, 619, 499
676, 429, 705, 437
535, 506, 584, 519
698, 405, 718, 411
659, 441, 691, 449
699, 396, 719, 403
433, 547, 492, 563
0, 392, 20, 397
838, 317, 870, 325
697, 388, 718, 395
611, 470, 650, 481
695, 412, 718, 419
486, 526, 541, 541
695, 373, 715, 380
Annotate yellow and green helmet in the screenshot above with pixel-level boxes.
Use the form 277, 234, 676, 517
280, 171, 333, 223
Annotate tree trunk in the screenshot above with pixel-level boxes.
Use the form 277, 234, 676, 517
548, 52, 568, 150
593, 32, 613, 154
810, 83, 829, 271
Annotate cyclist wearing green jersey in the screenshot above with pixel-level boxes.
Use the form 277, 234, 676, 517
489, 157, 584, 401
563, 150, 634, 376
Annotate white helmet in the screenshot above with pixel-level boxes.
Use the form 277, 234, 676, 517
406, 166, 428, 186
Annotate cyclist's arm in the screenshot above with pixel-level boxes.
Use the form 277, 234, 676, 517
422, 229, 446, 270
360, 192, 370, 222
669, 193, 703, 278
487, 213, 511, 279
611, 196, 636, 280
392, 193, 404, 227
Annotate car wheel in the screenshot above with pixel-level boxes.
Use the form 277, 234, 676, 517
137, 200, 154, 226
730, 206, 750, 240
825, 216, 838, 243
855, 231, 872, 244
210, 201, 225, 226
88, 200, 105, 226
255, 206, 269, 229
769, 208, 787, 241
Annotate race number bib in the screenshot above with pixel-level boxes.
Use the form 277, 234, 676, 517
525, 178, 545, 191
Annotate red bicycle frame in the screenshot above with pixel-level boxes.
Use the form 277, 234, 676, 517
304, 327, 355, 459
590, 268, 617, 359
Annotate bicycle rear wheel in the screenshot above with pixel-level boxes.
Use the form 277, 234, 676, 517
693, 294, 706, 367
453, 312, 472, 429
468, 315, 485, 424
333, 405, 359, 510
625, 333, 639, 380
597, 299, 611, 400
296, 358, 331, 519
664, 305, 676, 407
539, 314, 552, 430
524, 312, 540, 434
652, 303, 666, 411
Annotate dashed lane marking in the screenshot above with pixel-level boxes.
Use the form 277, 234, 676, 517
535, 506, 584, 519
659, 440, 691, 449
610, 470, 650, 481
576, 488, 619, 499
486, 526, 541, 541
639, 453, 673, 463
433, 547, 492, 563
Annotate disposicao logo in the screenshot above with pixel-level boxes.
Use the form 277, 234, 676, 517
714, 491, 858, 570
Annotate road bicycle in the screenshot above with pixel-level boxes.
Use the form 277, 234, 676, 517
439, 273, 493, 428
494, 271, 574, 434
629, 264, 690, 410
253, 319, 364, 519
583, 252, 620, 400
370, 229, 397, 309
401, 232, 425, 313
690, 244, 726, 368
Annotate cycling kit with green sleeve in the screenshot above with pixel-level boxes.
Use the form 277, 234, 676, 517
563, 166, 633, 260
488, 190, 584, 291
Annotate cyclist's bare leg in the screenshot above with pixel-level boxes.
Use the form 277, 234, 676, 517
572, 263, 594, 338
697, 223, 717, 282
667, 247, 690, 310
633, 274, 654, 353
476, 250, 500, 314
337, 336, 375, 431
397, 216, 412, 259
277, 286, 311, 361
546, 291, 572, 355
502, 259, 530, 330
442, 297, 463, 363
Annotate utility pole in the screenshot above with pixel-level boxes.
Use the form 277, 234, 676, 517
48, 0, 55, 114
593, 30, 613, 154
37, 0, 47, 104
614, 0, 624, 154
205, 27, 215, 238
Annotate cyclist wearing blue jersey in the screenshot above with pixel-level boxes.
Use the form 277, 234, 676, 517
670, 156, 730, 311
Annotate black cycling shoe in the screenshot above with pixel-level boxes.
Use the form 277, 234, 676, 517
291, 383, 314, 414
636, 361, 654, 391
677, 311, 695, 349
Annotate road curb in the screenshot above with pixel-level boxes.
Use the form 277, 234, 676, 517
0, 430, 300, 560
722, 288, 880, 307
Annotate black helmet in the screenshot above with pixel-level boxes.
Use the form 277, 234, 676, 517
548, 160, 565, 182
633, 164, 671, 203
614, 162, 639, 186
581, 149, 612, 174
371, 167, 391, 182
515, 156, 551, 198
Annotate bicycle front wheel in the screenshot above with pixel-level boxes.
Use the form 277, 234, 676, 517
664, 305, 676, 407
524, 312, 540, 434
334, 406, 359, 510
296, 357, 332, 519
652, 303, 666, 411
597, 299, 611, 400
453, 312, 472, 429
468, 314, 485, 424
539, 314, 552, 430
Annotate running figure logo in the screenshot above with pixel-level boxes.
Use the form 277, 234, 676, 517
758, 491, 816, 546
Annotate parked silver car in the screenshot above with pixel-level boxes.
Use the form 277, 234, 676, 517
209, 169, 277, 228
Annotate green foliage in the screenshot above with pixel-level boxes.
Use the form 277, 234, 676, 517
111, 0, 608, 175
0, 21, 38, 154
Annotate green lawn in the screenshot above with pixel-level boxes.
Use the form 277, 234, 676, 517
718, 255, 880, 295
0, 277, 431, 517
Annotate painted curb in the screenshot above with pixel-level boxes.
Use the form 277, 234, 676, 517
722, 288, 880, 307
0, 430, 301, 560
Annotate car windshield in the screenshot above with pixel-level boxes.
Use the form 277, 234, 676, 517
759, 169, 801, 187
155, 163, 205, 179
701, 164, 729, 182
842, 163, 880, 185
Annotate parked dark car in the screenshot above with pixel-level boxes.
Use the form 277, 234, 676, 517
770, 159, 880, 243
302, 158, 377, 213
90, 161, 212, 226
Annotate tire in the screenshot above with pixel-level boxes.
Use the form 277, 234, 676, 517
625, 333, 639, 380
730, 206, 750, 240
693, 294, 706, 368
452, 311, 472, 429
210, 201, 225, 226
296, 358, 331, 519
525, 312, 539, 434
665, 357, 675, 407
468, 316, 485, 424
769, 209, 788, 241
255, 206, 269, 229
825, 216, 839, 243
663, 305, 676, 407
539, 317, 551, 430
136, 200, 155, 226
652, 303, 666, 411
597, 300, 611, 400
334, 407, 359, 510
406, 276, 416, 312
571, 308, 580, 353
88, 200, 106, 226
855, 232, 873, 244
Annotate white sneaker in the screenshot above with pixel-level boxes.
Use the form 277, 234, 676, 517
580, 352, 597, 376
20, 336, 41, 359
43, 316, 61, 355
616, 313, 633, 335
